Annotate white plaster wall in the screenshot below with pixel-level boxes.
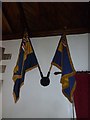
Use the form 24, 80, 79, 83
0, 40, 2, 81
0, 40, 2, 120
2, 34, 88, 118
0, 81, 2, 120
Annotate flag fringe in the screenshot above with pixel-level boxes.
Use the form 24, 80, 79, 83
25, 65, 38, 72
51, 62, 62, 71
13, 82, 24, 103
62, 81, 76, 103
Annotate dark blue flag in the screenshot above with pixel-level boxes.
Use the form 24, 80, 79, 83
52, 34, 76, 102
12, 32, 38, 103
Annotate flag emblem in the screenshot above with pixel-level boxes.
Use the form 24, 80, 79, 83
51, 34, 76, 102
12, 32, 38, 103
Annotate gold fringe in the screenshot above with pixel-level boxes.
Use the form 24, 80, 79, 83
66, 41, 76, 73
12, 65, 38, 83
52, 35, 76, 103
51, 62, 62, 71
62, 71, 76, 79
25, 65, 38, 72
13, 65, 18, 73
62, 81, 76, 103
12, 75, 22, 82
13, 82, 24, 103
20, 82, 24, 88
60, 72, 76, 85
60, 72, 76, 101
13, 92, 18, 103
24, 41, 33, 61
61, 77, 69, 89
60, 37, 76, 102
58, 41, 63, 52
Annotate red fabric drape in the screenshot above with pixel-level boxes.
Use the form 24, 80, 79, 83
88, 74, 90, 118
74, 73, 90, 118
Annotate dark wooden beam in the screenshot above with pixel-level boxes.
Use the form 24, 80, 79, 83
2, 32, 23, 40
30, 28, 89, 37
17, 2, 29, 32
0, 6, 2, 34
2, 27, 89, 40
2, 11, 13, 33
2, 7, 13, 33
2, 2, 24, 33
22, 3, 42, 31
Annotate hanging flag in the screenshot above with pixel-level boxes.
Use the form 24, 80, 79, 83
12, 32, 38, 103
51, 34, 76, 103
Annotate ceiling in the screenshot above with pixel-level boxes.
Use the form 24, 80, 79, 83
2, 2, 89, 40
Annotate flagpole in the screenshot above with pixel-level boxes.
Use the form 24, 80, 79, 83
29, 38, 44, 79
47, 65, 52, 77
18, 3, 51, 86
38, 65, 43, 78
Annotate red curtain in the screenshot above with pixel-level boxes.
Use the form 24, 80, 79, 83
74, 73, 90, 118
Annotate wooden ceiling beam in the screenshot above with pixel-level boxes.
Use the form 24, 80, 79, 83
2, 2, 89, 40
2, 27, 89, 40
17, 2, 29, 32
2, 4, 15, 33
22, 3, 40, 18
22, 3, 42, 31
2, 11, 13, 33
2, 3, 24, 33
0, 7, 2, 33
30, 28, 89, 37
38, 3, 55, 30
2, 32, 22, 40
